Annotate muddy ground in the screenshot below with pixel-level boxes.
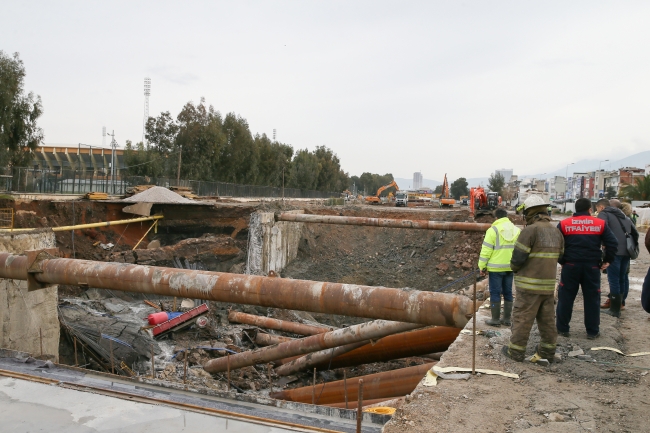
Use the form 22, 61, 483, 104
385, 229, 650, 433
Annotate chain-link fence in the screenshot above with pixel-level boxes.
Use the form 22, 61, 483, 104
0, 167, 339, 199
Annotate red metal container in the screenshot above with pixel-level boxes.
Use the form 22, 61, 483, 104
148, 311, 169, 325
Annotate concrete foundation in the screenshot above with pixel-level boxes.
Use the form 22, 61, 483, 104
0, 230, 59, 361
247, 211, 304, 275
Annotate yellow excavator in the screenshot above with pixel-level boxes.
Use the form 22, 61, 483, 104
439, 174, 456, 207
365, 180, 399, 205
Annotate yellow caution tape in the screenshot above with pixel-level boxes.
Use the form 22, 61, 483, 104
422, 365, 519, 388
434, 365, 519, 378
363, 407, 396, 415
422, 369, 439, 387
590, 347, 650, 357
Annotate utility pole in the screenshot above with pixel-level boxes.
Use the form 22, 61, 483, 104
143, 77, 151, 145
106, 130, 118, 195
176, 145, 182, 184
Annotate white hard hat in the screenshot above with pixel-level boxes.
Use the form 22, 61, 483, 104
522, 195, 549, 210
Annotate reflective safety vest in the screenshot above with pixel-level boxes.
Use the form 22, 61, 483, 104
478, 217, 521, 272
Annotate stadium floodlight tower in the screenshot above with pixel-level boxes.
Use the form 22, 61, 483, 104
143, 77, 151, 144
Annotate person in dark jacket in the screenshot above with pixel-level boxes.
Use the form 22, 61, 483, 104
642, 227, 650, 314
556, 198, 618, 339
596, 199, 639, 317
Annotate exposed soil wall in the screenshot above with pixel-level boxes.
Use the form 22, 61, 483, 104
0, 231, 59, 360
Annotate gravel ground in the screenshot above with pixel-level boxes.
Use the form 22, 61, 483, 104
384, 230, 650, 433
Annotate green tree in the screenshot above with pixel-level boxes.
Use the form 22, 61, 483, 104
450, 177, 469, 200
605, 186, 617, 199
621, 175, 650, 201
256, 134, 293, 187
0, 51, 43, 168
289, 149, 320, 190
434, 185, 443, 195
488, 172, 506, 195
176, 99, 225, 181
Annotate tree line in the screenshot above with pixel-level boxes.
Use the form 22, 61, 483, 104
125, 98, 349, 192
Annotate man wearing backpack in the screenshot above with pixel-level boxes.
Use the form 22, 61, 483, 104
597, 199, 639, 317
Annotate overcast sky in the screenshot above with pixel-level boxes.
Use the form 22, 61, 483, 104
3, 1, 650, 181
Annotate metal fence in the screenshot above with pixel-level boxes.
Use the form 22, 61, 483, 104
0, 167, 339, 199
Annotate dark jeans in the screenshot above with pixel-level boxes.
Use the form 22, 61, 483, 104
488, 271, 514, 305
607, 255, 631, 298
642, 266, 650, 314
623, 261, 630, 305
556, 262, 601, 336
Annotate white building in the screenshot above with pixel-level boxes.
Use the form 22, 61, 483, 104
495, 168, 513, 183
412, 172, 423, 190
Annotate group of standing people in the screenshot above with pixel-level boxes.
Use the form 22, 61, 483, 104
477, 195, 644, 363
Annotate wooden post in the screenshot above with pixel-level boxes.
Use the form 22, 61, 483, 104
173, 297, 177, 312
184, 348, 188, 386
227, 353, 231, 392
39, 328, 43, 357
151, 344, 155, 379
356, 379, 364, 433
109, 339, 114, 374
472, 274, 477, 375
344, 370, 348, 409
73, 337, 78, 367
312, 368, 316, 405
267, 364, 273, 392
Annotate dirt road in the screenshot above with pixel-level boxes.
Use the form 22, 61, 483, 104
384, 230, 650, 433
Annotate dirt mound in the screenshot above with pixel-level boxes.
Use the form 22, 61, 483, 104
122, 186, 194, 204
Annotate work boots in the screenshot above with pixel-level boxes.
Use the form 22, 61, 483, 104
485, 302, 501, 327
501, 345, 525, 362
604, 294, 622, 318
501, 301, 513, 326
536, 343, 556, 363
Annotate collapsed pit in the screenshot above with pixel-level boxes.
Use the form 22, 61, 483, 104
1, 197, 501, 428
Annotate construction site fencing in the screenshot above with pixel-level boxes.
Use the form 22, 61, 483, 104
0, 167, 338, 199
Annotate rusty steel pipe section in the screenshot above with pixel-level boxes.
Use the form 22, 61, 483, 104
276, 213, 492, 233
269, 362, 435, 405
228, 311, 333, 336
276, 326, 460, 374
275, 340, 370, 376
0, 253, 473, 328
255, 333, 295, 346
203, 321, 423, 373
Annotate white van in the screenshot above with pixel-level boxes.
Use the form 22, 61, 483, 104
395, 192, 408, 207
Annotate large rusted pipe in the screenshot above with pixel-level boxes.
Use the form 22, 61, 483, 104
275, 340, 370, 376
269, 363, 434, 404
276, 326, 460, 374
255, 333, 295, 346
0, 253, 472, 328
203, 321, 423, 373
276, 213, 491, 233
228, 311, 333, 336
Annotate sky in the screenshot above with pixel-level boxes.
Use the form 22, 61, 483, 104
3, 1, 650, 181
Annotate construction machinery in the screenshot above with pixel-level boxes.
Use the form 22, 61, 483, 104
365, 180, 399, 204
469, 187, 502, 217
439, 174, 456, 207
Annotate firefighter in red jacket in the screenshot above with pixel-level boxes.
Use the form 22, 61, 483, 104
556, 198, 618, 339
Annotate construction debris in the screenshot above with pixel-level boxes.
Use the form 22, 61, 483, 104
122, 186, 194, 204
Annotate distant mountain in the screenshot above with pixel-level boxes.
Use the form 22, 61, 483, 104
524, 150, 650, 180
394, 177, 441, 190
393, 151, 650, 191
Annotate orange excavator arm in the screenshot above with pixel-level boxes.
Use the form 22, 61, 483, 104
365, 180, 399, 204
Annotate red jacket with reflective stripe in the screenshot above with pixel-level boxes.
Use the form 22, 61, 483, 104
558, 212, 617, 265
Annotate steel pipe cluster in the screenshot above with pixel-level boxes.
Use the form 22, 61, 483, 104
0, 253, 473, 328
275, 213, 492, 233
